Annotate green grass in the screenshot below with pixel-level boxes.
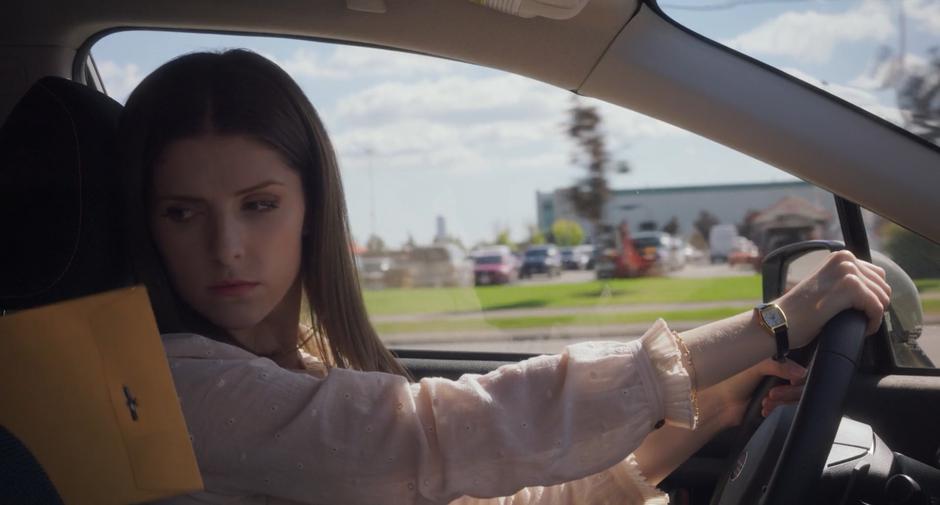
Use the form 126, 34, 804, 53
363, 275, 761, 316
364, 275, 940, 335
923, 298, 940, 316
374, 306, 751, 335
916, 278, 940, 293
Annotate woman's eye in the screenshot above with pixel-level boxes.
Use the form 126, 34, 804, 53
160, 206, 196, 222
244, 200, 279, 212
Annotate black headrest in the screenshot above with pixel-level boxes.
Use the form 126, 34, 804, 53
0, 77, 132, 311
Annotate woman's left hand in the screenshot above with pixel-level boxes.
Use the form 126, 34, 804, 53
761, 373, 806, 418
708, 357, 807, 428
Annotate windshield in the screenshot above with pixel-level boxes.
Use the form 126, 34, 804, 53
475, 256, 504, 265
633, 237, 665, 249
659, 0, 940, 147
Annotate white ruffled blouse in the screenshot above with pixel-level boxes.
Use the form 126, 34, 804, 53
153, 319, 696, 505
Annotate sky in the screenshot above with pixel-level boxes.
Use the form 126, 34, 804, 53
91, 0, 940, 248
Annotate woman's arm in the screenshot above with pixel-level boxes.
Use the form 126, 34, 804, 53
634, 249, 891, 484
163, 320, 693, 505
683, 250, 890, 390
632, 357, 806, 484
446, 358, 804, 505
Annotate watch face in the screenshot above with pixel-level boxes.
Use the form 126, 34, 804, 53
761, 306, 786, 328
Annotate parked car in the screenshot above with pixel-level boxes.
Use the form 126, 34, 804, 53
630, 231, 681, 275
358, 254, 393, 289
683, 243, 707, 264
630, 231, 667, 275
400, 245, 473, 288
560, 245, 592, 270
519, 245, 562, 278
709, 224, 739, 264
668, 236, 687, 271
471, 245, 514, 260
473, 250, 518, 286
594, 222, 645, 279
579, 245, 596, 270
630, 232, 687, 274
728, 237, 761, 270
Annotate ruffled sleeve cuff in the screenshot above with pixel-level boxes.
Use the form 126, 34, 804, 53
638, 319, 699, 430
608, 454, 670, 505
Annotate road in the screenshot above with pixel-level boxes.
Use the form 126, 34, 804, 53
512, 263, 755, 286
666, 263, 758, 278
515, 268, 595, 285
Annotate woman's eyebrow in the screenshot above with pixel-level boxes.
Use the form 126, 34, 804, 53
234, 180, 285, 196
153, 181, 285, 202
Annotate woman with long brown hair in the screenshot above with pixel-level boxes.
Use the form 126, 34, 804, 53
119, 50, 890, 505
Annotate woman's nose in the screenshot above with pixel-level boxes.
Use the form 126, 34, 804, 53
207, 214, 245, 265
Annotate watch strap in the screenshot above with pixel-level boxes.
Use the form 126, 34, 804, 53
772, 324, 789, 362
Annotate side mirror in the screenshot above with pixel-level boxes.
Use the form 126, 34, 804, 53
761, 240, 845, 302
761, 240, 931, 368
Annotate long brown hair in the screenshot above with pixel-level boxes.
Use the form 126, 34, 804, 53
118, 49, 409, 377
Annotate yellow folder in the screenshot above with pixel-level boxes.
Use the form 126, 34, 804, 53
0, 286, 203, 504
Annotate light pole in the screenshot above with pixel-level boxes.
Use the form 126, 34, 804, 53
353, 145, 377, 238
364, 147, 376, 237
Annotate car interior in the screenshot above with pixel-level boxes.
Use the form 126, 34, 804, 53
2, 0, 940, 504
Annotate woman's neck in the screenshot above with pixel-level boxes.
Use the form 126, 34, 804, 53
266, 347, 304, 370
228, 276, 304, 366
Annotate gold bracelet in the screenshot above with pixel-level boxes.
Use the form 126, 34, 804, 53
672, 330, 701, 429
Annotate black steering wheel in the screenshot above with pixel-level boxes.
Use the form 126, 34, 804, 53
709, 310, 869, 505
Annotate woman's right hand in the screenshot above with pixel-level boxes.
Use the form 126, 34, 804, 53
776, 250, 892, 349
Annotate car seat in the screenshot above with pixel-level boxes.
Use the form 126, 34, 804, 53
0, 76, 131, 312
0, 76, 132, 503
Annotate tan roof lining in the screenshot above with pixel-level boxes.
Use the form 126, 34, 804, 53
4, 0, 640, 93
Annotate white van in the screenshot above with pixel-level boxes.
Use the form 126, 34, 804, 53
708, 224, 739, 264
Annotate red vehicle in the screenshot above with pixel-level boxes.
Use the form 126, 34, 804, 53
728, 237, 762, 270
593, 221, 647, 279
473, 250, 518, 285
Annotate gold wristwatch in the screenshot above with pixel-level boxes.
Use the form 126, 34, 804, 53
755, 302, 789, 362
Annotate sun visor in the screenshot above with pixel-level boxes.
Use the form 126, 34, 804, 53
470, 0, 592, 19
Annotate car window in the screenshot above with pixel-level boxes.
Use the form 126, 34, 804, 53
92, 30, 845, 354
660, 0, 940, 148
863, 210, 940, 369
476, 256, 504, 265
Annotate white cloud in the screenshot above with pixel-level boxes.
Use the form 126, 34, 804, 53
328, 72, 688, 178
328, 45, 456, 78
334, 73, 566, 123
905, 0, 940, 33
96, 60, 143, 103
267, 48, 346, 80
268, 45, 458, 82
333, 118, 564, 177
849, 50, 929, 90
723, 0, 895, 64
333, 73, 683, 137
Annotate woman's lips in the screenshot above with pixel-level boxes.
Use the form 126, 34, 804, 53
208, 281, 259, 296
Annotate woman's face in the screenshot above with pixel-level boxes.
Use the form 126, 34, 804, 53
150, 134, 307, 354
